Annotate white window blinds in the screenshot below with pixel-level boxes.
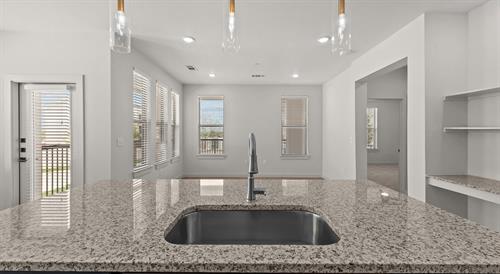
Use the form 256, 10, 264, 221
32, 88, 72, 199
155, 82, 169, 163
281, 96, 308, 156
133, 70, 151, 170
170, 91, 180, 158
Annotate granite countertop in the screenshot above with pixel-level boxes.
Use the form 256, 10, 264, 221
428, 175, 500, 195
0, 179, 500, 273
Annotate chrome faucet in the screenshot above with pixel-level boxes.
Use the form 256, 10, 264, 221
247, 133, 266, 201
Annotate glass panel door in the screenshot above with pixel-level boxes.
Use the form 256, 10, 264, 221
19, 84, 73, 204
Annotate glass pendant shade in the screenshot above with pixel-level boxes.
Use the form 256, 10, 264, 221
222, 0, 240, 53
110, 0, 131, 54
332, 0, 351, 56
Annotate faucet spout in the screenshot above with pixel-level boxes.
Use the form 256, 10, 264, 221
248, 133, 258, 174
247, 133, 265, 201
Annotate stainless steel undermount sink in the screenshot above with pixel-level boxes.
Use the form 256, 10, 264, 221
164, 210, 340, 245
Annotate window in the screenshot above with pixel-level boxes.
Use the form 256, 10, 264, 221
281, 96, 308, 156
199, 96, 224, 155
170, 91, 180, 158
133, 70, 151, 170
366, 107, 378, 150
155, 82, 169, 163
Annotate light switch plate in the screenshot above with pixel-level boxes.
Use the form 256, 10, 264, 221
116, 137, 124, 147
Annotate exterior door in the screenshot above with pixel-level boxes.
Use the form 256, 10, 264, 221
19, 84, 73, 204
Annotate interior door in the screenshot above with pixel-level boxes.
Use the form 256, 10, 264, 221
19, 84, 73, 204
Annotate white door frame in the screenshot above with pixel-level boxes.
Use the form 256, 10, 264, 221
1, 74, 85, 207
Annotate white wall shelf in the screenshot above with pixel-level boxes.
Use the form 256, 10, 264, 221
444, 86, 500, 100
443, 127, 500, 132
428, 176, 500, 205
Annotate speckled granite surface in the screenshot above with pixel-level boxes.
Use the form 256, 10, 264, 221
0, 179, 499, 273
429, 175, 500, 195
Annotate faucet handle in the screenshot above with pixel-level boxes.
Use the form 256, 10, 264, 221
253, 187, 266, 196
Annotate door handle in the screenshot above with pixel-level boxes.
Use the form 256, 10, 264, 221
19, 157, 27, 163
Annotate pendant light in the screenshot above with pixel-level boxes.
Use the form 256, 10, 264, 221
222, 0, 240, 53
110, 0, 131, 54
332, 0, 351, 56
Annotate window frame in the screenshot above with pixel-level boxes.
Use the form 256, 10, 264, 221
366, 107, 378, 150
280, 95, 310, 159
197, 96, 226, 158
132, 69, 152, 173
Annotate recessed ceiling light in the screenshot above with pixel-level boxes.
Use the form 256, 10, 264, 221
292, 74, 299, 78
381, 192, 389, 197
317, 36, 331, 44
183, 36, 196, 44
209, 73, 216, 78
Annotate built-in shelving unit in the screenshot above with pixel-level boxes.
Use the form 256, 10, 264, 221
443, 127, 500, 132
444, 86, 500, 101
427, 176, 500, 204
443, 86, 500, 133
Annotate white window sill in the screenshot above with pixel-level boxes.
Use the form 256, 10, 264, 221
196, 154, 227, 160
155, 161, 169, 169
280, 155, 311, 160
170, 156, 181, 164
133, 165, 154, 177
155, 156, 182, 169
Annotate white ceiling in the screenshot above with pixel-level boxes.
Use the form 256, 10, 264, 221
1, 0, 488, 84
127, 0, 486, 85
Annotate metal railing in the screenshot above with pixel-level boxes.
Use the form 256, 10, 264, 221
199, 138, 224, 155
41, 144, 70, 197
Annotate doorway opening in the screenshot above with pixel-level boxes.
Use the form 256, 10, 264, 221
355, 60, 408, 194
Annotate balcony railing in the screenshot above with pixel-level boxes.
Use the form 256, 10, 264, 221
199, 138, 224, 155
41, 144, 70, 197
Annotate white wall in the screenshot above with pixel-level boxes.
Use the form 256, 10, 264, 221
367, 67, 407, 100
425, 13, 468, 176
323, 71, 356, 180
466, 0, 500, 231
0, 2, 111, 209
183, 85, 322, 178
423, 13, 469, 218
111, 49, 183, 180
467, 0, 500, 180
0, 1, 8, 209
323, 15, 426, 201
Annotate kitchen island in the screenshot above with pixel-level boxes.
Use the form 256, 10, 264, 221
0, 179, 499, 273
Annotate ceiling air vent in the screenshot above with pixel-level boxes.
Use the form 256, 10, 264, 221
251, 74, 265, 78
186, 65, 198, 71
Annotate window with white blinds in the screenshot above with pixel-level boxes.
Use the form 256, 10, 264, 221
281, 96, 308, 156
170, 91, 180, 158
155, 82, 169, 163
133, 70, 151, 170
